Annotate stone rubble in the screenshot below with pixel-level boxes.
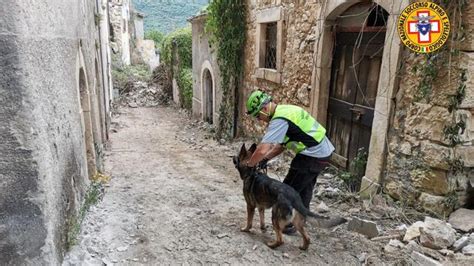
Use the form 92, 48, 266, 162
117, 80, 171, 108
403, 221, 425, 242
347, 217, 380, 238
419, 217, 457, 250
377, 214, 474, 263
448, 208, 474, 233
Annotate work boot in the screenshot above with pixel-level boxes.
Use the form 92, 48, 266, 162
283, 223, 297, 235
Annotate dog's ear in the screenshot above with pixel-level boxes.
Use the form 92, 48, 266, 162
232, 156, 239, 167
248, 143, 257, 154
239, 143, 247, 158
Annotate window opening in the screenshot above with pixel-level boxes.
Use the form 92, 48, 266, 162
367, 5, 389, 27
264, 22, 277, 69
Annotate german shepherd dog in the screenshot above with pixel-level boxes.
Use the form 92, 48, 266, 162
233, 143, 330, 250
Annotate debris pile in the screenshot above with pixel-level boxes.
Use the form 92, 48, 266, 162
346, 207, 474, 264
117, 81, 170, 107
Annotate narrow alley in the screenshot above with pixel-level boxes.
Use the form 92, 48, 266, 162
3, 1, 474, 264
63, 105, 406, 265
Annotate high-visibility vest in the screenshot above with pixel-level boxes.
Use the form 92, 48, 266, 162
271, 104, 327, 154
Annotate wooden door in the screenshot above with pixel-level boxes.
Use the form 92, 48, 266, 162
204, 70, 213, 124
327, 29, 385, 169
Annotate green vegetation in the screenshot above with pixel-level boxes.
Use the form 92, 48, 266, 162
65, 182, 103, 250
414, 53, 440, 102
145, 29, 165, 47
161, 27, 192, 68
448, 68, 467, 113
159, 26, 193, 109
177, 68, 193, 109
336, 148, 368, 192
206, 0, 246, 139
443, 117, 466, 147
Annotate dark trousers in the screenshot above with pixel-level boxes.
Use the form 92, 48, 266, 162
283, 154, 331, 209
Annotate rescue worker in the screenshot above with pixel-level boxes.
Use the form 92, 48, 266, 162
244, 90, 335, 234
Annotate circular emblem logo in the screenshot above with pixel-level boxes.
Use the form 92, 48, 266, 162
398, 2, 450, 54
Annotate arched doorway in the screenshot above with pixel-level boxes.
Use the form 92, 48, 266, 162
203, 68, 214, 124
78, 68, 97, 178
310, 0, 407, 195
327, 2, 389, 175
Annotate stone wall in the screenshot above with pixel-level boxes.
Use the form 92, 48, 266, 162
134, 39, 160, 70
0, 0, 111, 264
109, 0, 131, 65
383, 3, 474, 216
239, 0, 473, 215
134, 12, 145, 40
190, 14, 222, 125
241, 0, 321, 136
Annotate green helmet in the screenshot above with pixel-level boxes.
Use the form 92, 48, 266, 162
246, 90, 272, 117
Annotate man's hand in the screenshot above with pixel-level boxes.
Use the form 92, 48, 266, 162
257, 158, 269, 169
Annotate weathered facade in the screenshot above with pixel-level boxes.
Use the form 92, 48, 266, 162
132, 11, 161, 71
0, 0, 112, 263
239, 0, 474, 214
190, 14, 223, 125
240, 0, 321, 135
109, 0, 132, 65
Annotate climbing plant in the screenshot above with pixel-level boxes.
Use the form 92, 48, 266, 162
206, 0, 246, 139
161, 27, 192, 68
160, 27, 193, 109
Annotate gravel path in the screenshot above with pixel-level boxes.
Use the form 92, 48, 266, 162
63, 106, 406, 265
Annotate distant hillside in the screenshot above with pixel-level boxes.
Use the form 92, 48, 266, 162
133, 0, 208, 34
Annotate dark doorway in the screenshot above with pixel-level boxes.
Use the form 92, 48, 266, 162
203, 69, 213, 124
327, 3, 388, 170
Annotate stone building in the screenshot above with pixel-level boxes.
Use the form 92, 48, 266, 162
238, 0, 474, 214
132, 11, 161, 70
190, 13, 223, 125
0, 0, 113, 264
109, 0, 132, 65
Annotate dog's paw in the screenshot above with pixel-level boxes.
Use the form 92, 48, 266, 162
266, 240, 283, 249
299, 244, 309, 251
260, 225, 267, 232
240, 226, 251, 232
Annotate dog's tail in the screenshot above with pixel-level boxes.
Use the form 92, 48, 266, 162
292, 197, 329, 220
292, 198, 348, 228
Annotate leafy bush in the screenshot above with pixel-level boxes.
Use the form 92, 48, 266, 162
161, 27, 192, 68
145, 29, 164, 47
176, 67, 193, 109
159, 27, 192, 109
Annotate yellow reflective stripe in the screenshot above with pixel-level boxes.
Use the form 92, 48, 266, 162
307, 123, 326, 143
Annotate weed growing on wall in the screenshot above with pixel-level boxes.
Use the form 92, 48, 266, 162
206, 0, 246, 139
65, 181, 105, 250
337, 148, 368, 192
413, 0, 467, 104
410, 1, 469, 182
